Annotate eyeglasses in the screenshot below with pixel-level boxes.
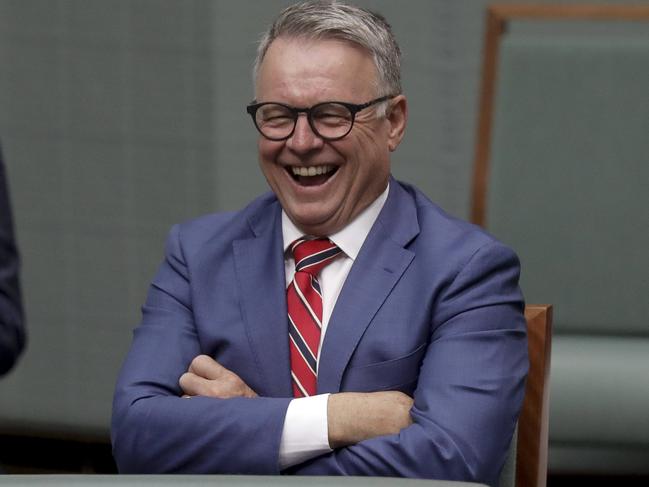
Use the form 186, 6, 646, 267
246, 95, 394, 142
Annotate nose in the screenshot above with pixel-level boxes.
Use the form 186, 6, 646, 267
286, 113, 323, 153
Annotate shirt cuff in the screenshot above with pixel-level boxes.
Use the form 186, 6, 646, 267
278, 393, 332, 470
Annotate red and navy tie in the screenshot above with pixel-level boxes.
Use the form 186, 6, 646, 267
287, 238, 342, 397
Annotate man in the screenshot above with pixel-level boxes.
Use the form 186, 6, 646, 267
112, 2, 527, 484
0, 142, 25, 376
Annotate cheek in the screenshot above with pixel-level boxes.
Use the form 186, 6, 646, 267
347, 135, 389, 176
258, 140, 282, 166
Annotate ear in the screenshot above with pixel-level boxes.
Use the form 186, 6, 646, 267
386, 95, 408, 152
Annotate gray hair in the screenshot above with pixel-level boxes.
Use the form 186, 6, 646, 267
253, 0, 402, 97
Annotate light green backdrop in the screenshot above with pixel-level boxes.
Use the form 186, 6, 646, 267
0, 0, 646, 442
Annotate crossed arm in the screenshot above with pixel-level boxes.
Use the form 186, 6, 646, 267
179, 355, 413, 450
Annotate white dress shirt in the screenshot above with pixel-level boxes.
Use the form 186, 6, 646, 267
278, 184, 389, 469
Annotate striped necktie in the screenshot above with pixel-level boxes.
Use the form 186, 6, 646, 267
287, 238, 342, 397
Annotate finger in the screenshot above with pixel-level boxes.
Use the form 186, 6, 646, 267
179, 372, 211, 396
188, 355, 229, 380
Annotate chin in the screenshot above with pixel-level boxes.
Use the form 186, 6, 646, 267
292, 216, 327, 232
289, 212, 337, 235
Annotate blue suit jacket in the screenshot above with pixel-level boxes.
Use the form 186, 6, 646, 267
112, 179, 527, 485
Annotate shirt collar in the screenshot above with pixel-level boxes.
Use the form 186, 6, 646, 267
282, 183, 390, 261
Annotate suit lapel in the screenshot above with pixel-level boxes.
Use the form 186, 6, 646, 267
233, 202, 292, 397
317, 181, 420, 393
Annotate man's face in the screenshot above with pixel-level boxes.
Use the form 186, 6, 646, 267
255, 37, 406, 236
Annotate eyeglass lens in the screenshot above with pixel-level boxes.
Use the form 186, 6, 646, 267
255, 103, 353, 140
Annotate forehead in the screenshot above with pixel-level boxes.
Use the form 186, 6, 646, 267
255, 36, 378, 102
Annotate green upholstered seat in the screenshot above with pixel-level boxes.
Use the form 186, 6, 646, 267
486, 35, 649, 473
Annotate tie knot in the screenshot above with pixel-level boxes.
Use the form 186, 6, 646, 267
291, 238, 341, 276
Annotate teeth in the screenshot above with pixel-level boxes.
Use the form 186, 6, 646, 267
291, 165, 334, 177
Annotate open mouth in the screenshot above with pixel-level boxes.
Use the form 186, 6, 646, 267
287, 165, 338, 187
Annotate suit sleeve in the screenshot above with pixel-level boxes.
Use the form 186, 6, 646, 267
111, 224, 292, 473
286, 241, 528, 486
0, 153, 25, 376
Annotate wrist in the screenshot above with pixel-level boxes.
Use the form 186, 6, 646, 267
327, 392, 363, 448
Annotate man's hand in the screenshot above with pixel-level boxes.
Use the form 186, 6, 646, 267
179, 355, 257, 399
327, 391, 414, 448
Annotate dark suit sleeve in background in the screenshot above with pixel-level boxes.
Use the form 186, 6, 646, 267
0, 144, 26, 376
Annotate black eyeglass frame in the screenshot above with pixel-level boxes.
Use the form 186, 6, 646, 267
246, 95, 395, 142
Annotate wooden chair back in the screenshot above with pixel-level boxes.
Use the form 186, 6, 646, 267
516, 305, 553, 487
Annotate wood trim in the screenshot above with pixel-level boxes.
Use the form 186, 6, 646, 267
518, 305, 553, 487
470, 4, 649, 227
471, 7, 507, 226
488, 4, 649, 21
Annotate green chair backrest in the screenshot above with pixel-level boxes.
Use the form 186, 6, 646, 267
487, 36, 649, 336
